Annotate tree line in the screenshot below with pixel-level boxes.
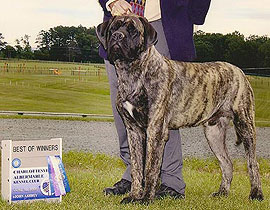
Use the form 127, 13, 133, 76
194, 31, 270, 68
0, 25, 103, 63
0, 26, 270, 67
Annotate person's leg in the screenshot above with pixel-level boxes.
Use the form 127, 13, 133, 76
160, 130, 186, 195
104, 60, 132, 182
150, 19, 186, 195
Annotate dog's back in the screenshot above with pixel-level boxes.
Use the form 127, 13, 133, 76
167, 61, 251, 128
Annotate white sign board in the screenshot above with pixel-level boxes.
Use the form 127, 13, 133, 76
1, 138, 62, 203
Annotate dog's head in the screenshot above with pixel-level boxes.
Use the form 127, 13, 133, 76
96, 15, 157, 63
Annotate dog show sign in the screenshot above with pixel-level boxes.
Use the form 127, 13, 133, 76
1, 138, 69, 204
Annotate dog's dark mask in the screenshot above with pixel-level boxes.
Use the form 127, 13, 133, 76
96, 15, 157, 63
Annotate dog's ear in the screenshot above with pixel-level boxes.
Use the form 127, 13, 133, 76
96, 17, 115, 50
139, 17, 158, 48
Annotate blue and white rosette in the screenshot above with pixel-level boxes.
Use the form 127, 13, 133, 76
47, 156, 70, 196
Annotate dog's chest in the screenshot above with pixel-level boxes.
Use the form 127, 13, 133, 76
116, 68, 149, 126
117, 66, 144, 100
123, 101, 135, 118
118, 79, 147, 110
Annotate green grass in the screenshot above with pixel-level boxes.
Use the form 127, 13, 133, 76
247, 76, 270, 126
0, 60, 270, 126
0, 60, 111, 115
0, 74, 111, 114
1, 151, 270, 209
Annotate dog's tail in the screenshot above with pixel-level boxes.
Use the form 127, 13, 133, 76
232, 102, 256, 147
231, 66, 256, 147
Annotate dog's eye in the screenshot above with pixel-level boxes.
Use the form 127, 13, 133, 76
127, 23, 139, 38
127, 23, 136, 33
111, 20, 122, 32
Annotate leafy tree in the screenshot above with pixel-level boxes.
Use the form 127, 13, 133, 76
35, 25, 102, 63
194, 31, 227, 62
194, 40, 215, 62
223, 31, 246, 67
0, 33, 7, 50
194, 31, 270, 68
259, 40, 270, 67
0, 33, 7, 58
1, 45, 17, 58
33, 49, 50, 60
14, 35, 33, 59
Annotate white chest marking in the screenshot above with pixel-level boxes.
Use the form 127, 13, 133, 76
123, 101, 134, 119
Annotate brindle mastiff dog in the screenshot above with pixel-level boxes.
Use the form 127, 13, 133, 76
96, 15, 264, 204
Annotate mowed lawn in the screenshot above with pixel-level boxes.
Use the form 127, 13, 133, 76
0, 60, 112, 115
248, 76, 270, 125
0, 60, 270, 126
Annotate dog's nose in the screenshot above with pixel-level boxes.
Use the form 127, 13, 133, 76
111, 31, 125, 41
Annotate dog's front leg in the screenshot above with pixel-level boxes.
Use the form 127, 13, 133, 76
143, 117, 169, 202
118, 111, 147, 204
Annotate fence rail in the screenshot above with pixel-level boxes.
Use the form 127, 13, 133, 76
1, 60, 269, 77
0, 111, 113, 119
242, 68, 270, 77
0, 64, 106, 76
0, 59, 102, 66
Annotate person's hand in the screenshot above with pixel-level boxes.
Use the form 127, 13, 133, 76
109, 0, 132, 16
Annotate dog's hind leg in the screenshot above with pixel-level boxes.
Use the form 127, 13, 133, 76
203, 116, 233, 197
233, 106, 264, 200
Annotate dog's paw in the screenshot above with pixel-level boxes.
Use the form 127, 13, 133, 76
211, 190, 228, 197
249, 189, 264, 201
120, 196, 151, 205
139, 197, 151, 205
120, 196, 134, 204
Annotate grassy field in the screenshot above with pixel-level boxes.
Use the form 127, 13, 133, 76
0, 152, 270, 209
247, 76, 270, 126
0, 59, 105, 71
0, 60, 111, 115
0, 60, 270, 126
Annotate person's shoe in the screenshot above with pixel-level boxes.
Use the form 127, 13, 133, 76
155, 184, 185, 199
103, 179, 131, 195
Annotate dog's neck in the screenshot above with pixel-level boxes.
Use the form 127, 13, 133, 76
114, 46, 162, 72
113, 46, 163, 99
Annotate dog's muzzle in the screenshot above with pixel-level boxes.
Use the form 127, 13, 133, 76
108, 31, 127, 62
111, 31, 125, 42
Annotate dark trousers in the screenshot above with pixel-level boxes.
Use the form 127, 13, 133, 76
105, 19, 185, 194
